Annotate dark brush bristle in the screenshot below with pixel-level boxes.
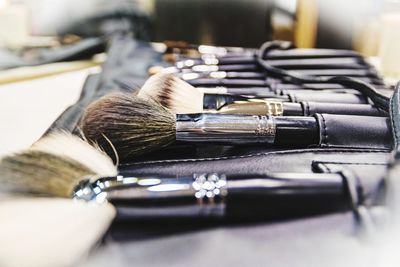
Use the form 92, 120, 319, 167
80, 93, 176, 163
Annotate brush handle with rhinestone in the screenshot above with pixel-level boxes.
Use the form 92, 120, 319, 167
73, 172, 350, 220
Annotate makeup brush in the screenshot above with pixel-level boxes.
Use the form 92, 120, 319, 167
177, 69, 379, 83
80, 93, 391, 162
218, 101, 384, 117
178, 58, 368, 73
188, 76, 385, 87
137, 72, 372, 114
139, 71, 270, 113
175, 49, 363, 68
0, 134, 359, 222
140, 71, 382, 116
0, 132, 117, 267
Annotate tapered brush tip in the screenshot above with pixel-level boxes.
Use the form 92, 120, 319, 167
80, 93, 177, 163
138, 71, 204, 114
148, 65, 165, 76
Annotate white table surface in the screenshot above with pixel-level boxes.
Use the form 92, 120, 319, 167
0, 67, 100, 157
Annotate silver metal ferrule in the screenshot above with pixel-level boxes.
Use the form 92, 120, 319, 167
72, 173, 228, 218
217, 101, 283, 116
176, 113, 276, 144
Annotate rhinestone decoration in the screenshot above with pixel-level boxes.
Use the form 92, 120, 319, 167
255, 115, 275, 136
192, 173, 227, 203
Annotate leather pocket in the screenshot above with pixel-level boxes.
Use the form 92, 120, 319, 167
315, 113, 393, 149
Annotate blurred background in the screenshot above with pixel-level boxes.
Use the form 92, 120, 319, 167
0, 0, 399, 74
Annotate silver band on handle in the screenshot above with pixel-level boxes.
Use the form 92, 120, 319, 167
176, 113, 276, 144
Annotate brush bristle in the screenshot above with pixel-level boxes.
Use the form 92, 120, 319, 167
80, 93, 176, 163
0, 198, 116, 267
0, 133, 117, 198
138, 71, 204, 114
31, 132, 116, 177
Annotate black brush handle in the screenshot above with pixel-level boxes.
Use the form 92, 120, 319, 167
189, 78, 268, 87
175, 113, 391, 148
202, 91, 369, 110
286, 91, 368, 104
219, 87, 360, 97
298, 102, 384, 117
203, 93, 285, 110
79, 172, 348, 221
267, 57, 366, 69
273, 116, 319, 146
266, 48, 361, 59
177, 49, 362, 66
225, 173, 348, 220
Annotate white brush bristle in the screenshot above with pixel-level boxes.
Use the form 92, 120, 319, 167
0, 198, 116, 267
31, 132, 117, 178
138, 71, 204, 114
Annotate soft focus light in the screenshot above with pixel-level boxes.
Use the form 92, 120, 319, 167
148, 184, 189, 192
0, 0, 8, 10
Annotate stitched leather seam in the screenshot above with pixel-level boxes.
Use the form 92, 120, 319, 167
319, 163, 333, 173
317, 163, 330, 173
122, 148, 389, 166
313, 161, 387, 166
306, 101, 310, 116
315, 144, 391, 149
390, 87, 399, 149
301, 101, 310, 116
320, 114, 328, 146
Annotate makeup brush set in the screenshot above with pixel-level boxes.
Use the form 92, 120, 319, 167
2, 36, 400, 266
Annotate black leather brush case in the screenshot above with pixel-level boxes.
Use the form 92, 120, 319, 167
41, 36, 392, 206
41, 36, 396, 266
